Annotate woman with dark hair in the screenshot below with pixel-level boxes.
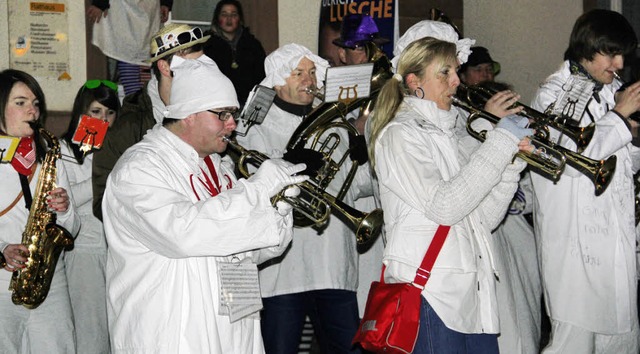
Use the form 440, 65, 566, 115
60, 80, 120, 354
0, 69, 79, 353
203, 0, 266, 105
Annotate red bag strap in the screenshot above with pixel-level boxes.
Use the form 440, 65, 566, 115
414, 225, 451, 287
379, 225, 451, 287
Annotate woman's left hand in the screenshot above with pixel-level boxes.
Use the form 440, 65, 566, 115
485, 90, 524, 118
47, 187, 70, 213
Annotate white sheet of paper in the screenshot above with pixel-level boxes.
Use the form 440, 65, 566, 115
324, 63, 374, 103
550, 74, 595, 123
218, 259, 263, 322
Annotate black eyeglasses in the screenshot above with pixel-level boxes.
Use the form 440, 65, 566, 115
207, 109, 239, 121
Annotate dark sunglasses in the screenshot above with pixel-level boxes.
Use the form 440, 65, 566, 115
84, 79, 118, 92
207, 109, 239, 121
153, 27, 204, 57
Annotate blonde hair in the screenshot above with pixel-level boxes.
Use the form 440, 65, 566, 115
368, 37, 457, 169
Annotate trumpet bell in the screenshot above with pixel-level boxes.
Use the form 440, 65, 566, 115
226, 138, 384, 246
594, 156, 616, 196
452, 96, 617, 196
356, 208, 384, 248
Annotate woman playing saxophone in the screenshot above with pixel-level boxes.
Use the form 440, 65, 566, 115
0, 69, 79, 352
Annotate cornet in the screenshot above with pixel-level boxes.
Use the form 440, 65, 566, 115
224, 137, 383, 247
456, 83, 595, 152
452, 97, 616, 196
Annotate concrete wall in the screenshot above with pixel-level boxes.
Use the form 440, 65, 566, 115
464, 0, 583, 102
277, 0, 583, 103
278, 0, 321, 50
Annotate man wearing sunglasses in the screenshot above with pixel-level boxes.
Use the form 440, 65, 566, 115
102, 55, 307, 353
92, 23, 209, 220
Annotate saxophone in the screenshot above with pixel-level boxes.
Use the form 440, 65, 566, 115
9, 127, 74, 309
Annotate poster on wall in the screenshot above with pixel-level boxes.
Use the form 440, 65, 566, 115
318, 0, 396, 67
8, 1, 70, 80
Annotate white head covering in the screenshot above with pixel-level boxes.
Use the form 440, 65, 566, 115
164, 55, 239, 119
260, 43, 330, 89
391, 20, 476, 68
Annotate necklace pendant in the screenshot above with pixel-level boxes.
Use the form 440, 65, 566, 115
231, 61, 239, 69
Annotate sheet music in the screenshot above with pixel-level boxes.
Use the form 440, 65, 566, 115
550, 74, 595, 123
324, 63, 374, 103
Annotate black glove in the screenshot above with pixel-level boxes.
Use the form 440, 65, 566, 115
349, 134, 368, 165
283, 146, 325, 179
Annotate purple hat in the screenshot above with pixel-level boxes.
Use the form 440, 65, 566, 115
332, 14, 390, 49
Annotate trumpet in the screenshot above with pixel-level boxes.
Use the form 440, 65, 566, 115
456, 83, 595, 152
224, 138, 383, 247
452, 97, 616, 196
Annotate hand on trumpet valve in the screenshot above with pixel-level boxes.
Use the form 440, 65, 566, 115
250, 158, 309, 198
496, 114, 534, 140
276, 185, 301, 216
484, 90, 524, 118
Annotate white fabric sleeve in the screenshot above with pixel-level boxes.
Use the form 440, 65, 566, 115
105, 161, 286, 259
376, 124, 519, 225
477, 158, 527, 230
251, 212, 294, 264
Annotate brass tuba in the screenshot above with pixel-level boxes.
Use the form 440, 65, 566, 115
452, 96, 616, 196
456, 83, 595, 152
9, 127, 74, 309
225, 138, 383, 247
285, 48, 391, 218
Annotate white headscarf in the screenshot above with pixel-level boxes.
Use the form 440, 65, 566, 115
164, 55, 239, 119
391, 20, 476, 68
261, 43, 330, 89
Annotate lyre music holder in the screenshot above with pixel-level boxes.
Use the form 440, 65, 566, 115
324, 63, 374, 105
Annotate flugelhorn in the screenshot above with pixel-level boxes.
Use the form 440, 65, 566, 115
456, 83, 595, 152
452, 97, 616, 196
224, 138, 383, 247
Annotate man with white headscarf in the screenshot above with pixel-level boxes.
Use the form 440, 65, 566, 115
103, 55, 308, 353
236, 43, 372, 353
389, 20, 542, 354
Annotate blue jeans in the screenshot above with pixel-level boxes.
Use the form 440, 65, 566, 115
413, 297, 499, 354
261, 289, 361, 354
